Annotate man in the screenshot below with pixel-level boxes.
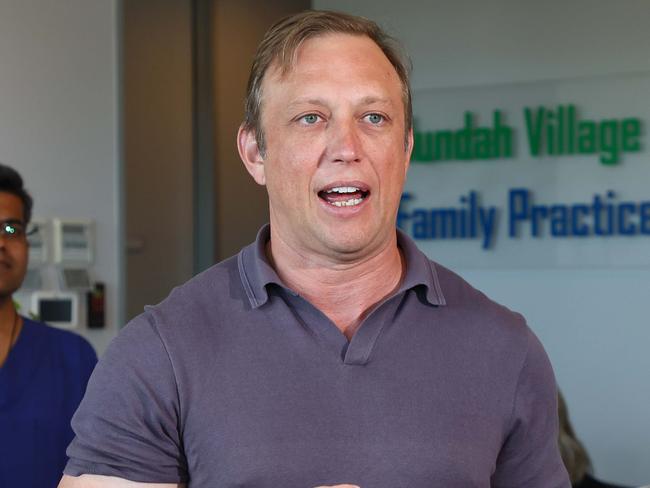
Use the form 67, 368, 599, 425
0, 163, 97, 487
60, 10, 570, 488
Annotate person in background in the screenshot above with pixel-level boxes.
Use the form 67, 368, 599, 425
558, 390, 631, 488
0, 163, 97, 487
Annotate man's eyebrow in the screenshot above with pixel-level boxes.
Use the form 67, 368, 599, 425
358, 96, 394, 106
286, 96, 395, 109
286, 97, 328, 109
0, 218, 24, 225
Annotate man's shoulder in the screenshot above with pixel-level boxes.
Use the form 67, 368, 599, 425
21, 318, 97, 370
122, 253, 245, 344
429, 259, 530, 339
425, 259, 549, 393
431, 260, 515, 310
24, 317, 95, 353
97, 253, 248, 395
153, 253, 242, 314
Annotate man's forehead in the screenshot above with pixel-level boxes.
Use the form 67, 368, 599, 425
260, 36, 401, 108
265, 32, 391, 82
0, 192, 25, 218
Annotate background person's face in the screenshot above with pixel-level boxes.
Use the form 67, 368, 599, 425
0, 192, 28, 299
257, 33, 412, 262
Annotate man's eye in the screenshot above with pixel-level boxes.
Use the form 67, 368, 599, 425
301, 114, 321, 124
365, 113, 385, 124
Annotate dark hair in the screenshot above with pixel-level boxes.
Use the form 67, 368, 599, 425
0, 163, 33, 224
242, 10, 413, 156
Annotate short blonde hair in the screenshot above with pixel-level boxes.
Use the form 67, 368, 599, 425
242, 10, 412, 155
558, 390, 592, 484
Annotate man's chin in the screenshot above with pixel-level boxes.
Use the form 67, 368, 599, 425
0, 281, 23, 301
316, 233, 382, 262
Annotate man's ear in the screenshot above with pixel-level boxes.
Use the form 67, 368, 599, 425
237, 125, 266, 186
404, 127, 414, 176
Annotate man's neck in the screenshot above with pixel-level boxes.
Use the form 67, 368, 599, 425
0, 296, 16, 330
0, 296, 20, 367
267, 233, 404, 340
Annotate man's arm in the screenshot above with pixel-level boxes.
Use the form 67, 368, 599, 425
58, 474, 184, 488
491, 328, 570, 487
59, 477, 355, 488
63, 317, 188, 484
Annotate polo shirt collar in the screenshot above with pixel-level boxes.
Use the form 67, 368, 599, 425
238, 224, 446, 309
396, 227, 447, 306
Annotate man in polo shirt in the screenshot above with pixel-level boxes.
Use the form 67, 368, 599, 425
60, 10, 570, 488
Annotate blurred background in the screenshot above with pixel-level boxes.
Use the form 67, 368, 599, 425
1, 0, 648, 485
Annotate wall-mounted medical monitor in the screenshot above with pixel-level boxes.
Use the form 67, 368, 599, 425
52, 219, 94, 265
31, 291, 79, 329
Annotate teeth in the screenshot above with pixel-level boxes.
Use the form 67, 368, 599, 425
327, 186, 360, 194
332, 198, 363, 207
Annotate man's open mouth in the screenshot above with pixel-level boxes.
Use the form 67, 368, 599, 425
318, 186, 370, 208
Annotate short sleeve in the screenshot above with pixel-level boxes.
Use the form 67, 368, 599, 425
64, 314, 188, 484
491, 329, 571, 488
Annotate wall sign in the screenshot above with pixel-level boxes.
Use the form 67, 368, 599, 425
402, 72, 649, 268
412, 105, 642, 165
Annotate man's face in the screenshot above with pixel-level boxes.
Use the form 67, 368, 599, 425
0, 192, 28, 299
241, 33, 412, 262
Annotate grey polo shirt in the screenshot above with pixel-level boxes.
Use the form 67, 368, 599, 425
65, 225, 569, 488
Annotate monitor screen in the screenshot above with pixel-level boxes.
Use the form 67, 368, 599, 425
39, 299, 73, 322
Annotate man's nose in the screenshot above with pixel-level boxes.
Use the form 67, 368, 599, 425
327, 119, 362, 164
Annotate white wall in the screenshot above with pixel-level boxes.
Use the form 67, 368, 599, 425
314, 1, 650, 485
0, 1, 121, 355
317, 0, 650, 91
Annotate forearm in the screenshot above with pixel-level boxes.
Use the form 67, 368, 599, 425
58, 474, 184, 488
